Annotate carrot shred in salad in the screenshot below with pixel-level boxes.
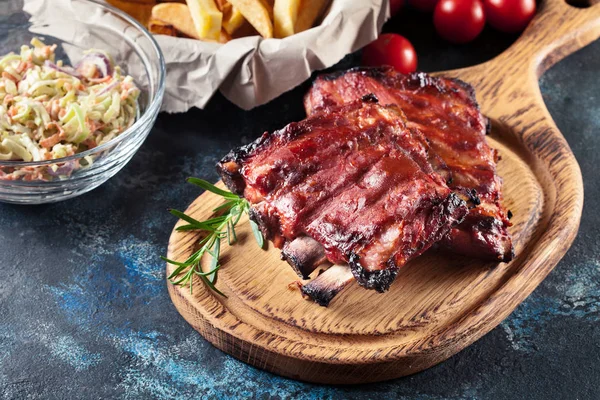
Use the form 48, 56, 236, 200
0, 38, 140, 181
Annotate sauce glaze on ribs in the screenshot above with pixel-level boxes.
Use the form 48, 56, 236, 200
218, 101, 469, 293
304, 67, 514, 262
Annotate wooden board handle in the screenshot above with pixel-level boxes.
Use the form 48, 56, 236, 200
424, 0, 596, 365
441, 0, 600, 94
437, 0, 600, 121
505, 0, 600, 77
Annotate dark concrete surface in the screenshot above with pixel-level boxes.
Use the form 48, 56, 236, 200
1, 7, 599, 400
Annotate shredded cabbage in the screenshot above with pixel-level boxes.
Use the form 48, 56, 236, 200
0, 38, 140, 181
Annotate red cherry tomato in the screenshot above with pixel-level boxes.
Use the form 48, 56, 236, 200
362, 34, 418, 74
434, 0, 485, 44
408, 0, 439, 12
390, 0, 404, 16
484, 0, 536, 33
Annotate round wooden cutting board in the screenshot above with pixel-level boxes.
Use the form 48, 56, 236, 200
166, 0, 600, 384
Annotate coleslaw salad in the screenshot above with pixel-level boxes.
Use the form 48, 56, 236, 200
0, 38, 140, 181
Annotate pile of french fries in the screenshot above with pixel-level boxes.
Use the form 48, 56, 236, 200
107, 0, 331, 43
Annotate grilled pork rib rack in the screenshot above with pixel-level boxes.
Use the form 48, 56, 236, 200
218, 100, 469, 306
305, 67, 514, 263
217, 69, 514, 306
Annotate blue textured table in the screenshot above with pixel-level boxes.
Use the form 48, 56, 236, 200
1, 11, 599, 399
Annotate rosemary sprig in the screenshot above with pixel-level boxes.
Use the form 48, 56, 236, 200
162, 178, 264, 296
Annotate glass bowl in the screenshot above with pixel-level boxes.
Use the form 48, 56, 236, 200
0, 0, 165, 204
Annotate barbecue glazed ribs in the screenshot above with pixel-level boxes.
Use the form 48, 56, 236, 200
217, 101, 469, 298
305, 67, 514, 262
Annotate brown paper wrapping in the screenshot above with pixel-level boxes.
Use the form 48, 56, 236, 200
23, 0, 388, 111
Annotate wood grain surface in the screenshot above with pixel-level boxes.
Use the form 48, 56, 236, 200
166, 0, 600, 384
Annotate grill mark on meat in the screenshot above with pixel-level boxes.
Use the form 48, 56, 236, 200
218, 101, 469, 292
238, 103, 450, 242
304, 67, 513, 262
253, 133, 392, 239
296, 114, 452, 250
286, 152, 392, 242
306, 155, 441, 265
351, 191, 468, 291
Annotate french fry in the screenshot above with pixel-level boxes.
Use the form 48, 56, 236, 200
220, 30, 233, 42
114, 0, 328, 42
152, 4, 231, 42
226, 0, 273, 38
294, 0, 329, 33
273, 0, 300, 38
106, 0, 155, 26
222, 5, 246, 35
259, 0, 274, 19
185, 0, 223, 41
148, 18, 178, 36
119, 0, 156, 4
223, 7, 246, 35
152, 3, 200, 39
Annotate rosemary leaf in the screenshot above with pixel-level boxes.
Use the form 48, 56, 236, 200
171, 274, 191, 287
201, 215, 229, 227
199, 274, 228, 298
193, 263, 222, 276
163, 177, 265, 298
213, 200, 238, 213
208, 239, 220, 283
226, 222, 232, 246
232, 205, 244, 226
170, 209, 216, 232
250, 219, 264, 249
161, 255, 190, 268
176, 224, 203, 232
230, 220, 237, 243
187, 178, 240, 200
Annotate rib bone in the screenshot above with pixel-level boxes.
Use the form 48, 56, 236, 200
282, 236, 329, 278
301, 265, 354, 307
